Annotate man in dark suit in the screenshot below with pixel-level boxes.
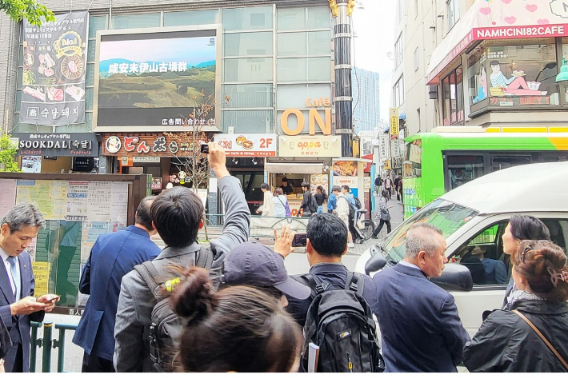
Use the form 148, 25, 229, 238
373, 223, 470, 372
72, 196, 161, 372
0, 204, 56, 372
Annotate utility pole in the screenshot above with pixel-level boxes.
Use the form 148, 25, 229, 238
330, 0, 356, 157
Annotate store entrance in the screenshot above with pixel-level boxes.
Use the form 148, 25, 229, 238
227, 158, 265, 215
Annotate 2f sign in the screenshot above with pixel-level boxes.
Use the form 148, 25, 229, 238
260, 138, 273, 149
390, 107, 399, 138
281, 109, 332, 136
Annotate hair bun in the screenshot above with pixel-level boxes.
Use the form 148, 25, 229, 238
171, 267, 216, 320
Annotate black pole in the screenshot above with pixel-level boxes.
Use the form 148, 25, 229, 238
334, 0, 353, 158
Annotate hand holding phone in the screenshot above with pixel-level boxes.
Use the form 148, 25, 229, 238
291, 233, 307, 247
37, 294, 60, 304
200, 143, 209, 154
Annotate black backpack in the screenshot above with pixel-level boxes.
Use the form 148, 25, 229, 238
353, 196, 363, 210
133, 246, 218, 372
339, 196, 355, 220
294, 273, 385, 373
375, 176, 383, 187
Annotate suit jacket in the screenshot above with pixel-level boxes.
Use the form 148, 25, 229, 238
113, 175, 250, 372
373, 263, 470, 372
0, 251, 44, 372
72, 226, 161, 361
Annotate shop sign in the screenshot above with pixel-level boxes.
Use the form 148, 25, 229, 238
278, 135, 341, 158
133, 156, 161, 163
151, 177, 162, 190
213, 134, 276, 157
102, 133, 208, 157
281, 97, 332, 136
20, 11, 88, 126
364, 177, 371, 190
333, 176, 357, 188
475, 25, 568, 40
13, 133, 98, 157
389, 108, 399, 139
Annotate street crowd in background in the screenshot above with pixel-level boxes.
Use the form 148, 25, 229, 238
0, 144, 566, 373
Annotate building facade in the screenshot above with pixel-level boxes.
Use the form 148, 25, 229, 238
352, 67, 380, 133
395, 0, 568, 135
1, 0, 373, 215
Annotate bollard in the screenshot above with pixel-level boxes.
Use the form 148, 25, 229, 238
53, 324, 78, 373
29, 322, 42, 373
42, 322, 53, 372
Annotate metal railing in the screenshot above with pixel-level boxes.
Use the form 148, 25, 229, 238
30, 321, 78, 373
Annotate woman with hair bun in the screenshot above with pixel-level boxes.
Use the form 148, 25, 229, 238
171, 267, 302, 372
463, 240, 568, 372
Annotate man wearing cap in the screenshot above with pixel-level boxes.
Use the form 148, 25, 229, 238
221, 226, 311, 305
283, 213, 380, 326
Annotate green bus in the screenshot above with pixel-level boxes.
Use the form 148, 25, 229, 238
402, 131, 568, 219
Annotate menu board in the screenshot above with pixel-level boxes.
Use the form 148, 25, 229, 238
20, 11, 88, 126
310, 174, 329, 195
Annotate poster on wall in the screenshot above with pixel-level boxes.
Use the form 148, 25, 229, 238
310, 174, 329, 195
0, 180, 17, 218
20, 11, 89, 126
95, 28, 218, 130
332, 161, 358, 177
21, 156, 42, 173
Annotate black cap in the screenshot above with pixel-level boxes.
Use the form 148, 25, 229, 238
223, 242, 311, 300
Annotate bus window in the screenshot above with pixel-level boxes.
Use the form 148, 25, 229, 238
491, 155, 531, 171
404, 140, 422, 178
446, 155, 484, 190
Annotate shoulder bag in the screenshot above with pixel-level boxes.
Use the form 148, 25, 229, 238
512, 309, 568, 371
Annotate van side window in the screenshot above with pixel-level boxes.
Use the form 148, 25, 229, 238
451, 223, 508, 285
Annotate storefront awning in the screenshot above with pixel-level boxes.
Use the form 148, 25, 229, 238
265, 162, 323, 174
426, 0, 568, 85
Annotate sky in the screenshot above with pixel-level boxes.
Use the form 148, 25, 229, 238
352, 0, 396, 124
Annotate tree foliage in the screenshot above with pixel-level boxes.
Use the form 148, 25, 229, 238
0, 0, 55, 27
0, 133, 20, 172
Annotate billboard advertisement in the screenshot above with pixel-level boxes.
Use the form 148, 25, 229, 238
94, 27, 220, 131
20, 11, 88, 126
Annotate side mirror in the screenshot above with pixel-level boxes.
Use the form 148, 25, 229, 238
430, 263, 473, 292
365, 253, 387, 275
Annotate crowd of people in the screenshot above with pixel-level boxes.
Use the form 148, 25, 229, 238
0, 144, 566, 372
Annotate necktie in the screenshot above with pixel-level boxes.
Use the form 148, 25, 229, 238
7, 256, 20, 301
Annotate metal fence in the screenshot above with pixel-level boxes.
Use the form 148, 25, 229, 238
200, 214, 309, 241
30, 321, 77, 373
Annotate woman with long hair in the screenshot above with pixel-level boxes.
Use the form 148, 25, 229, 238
463, 240, 568, 372
171, 267, 302, 372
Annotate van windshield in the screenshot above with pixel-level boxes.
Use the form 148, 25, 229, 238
381, 199, 479, 263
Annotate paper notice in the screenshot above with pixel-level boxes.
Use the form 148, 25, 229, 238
0, 179, 17, 219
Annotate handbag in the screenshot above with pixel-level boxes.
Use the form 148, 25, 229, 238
380, 208, 391, 222
512, 309, 568, 371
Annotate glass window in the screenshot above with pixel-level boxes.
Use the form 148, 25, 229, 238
307, 6, 331, 29
278, 31, 330, 56
442, 75, 451, 125
469, 40, 559, 112
224, 32, 273, 57
277, 7, 306, 31
277, 83, 331, 109
89, 15, 107, 39
87, 41, 96, 63
86, 64, 95, 86
277, 57, 330, 82
163, 10, 218, 26
86, 88, 94, 111
394, 34, 403, 67
393, 75, 404, 107
308, 30, 331, 55
223, 84, 273, 108
223, 7, 273, 31
447, 0, 459, 30
445, 155, 485, 190
224, 57, 273, 82
381, 199, 479, 264
110, 13, 161, 29
222, 109, 273, 133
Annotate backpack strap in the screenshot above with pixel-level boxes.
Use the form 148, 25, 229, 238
292, 274, 330, 298
195, 246, 214, 270
134, 261, 165, 302
345, 272, 365, 297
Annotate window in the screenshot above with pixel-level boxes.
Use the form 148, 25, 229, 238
394, 34, 403, 68
223, 84, 273, 108
222, 110, 273, 133
110, 13, 161, 29
223, 6, 273, 31
414, 47, 419, 71
224, 32, 273, 57
277, 57, 331, 82
447, 0, 459, 30
441, 66, 464, 126
444, 155, 485, 191
393, 75, 404, 107
163, 10, 218, 26
468, 40, 559, 113
224, 57, 273, 82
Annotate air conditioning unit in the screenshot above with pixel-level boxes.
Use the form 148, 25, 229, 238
428, 85, 438, 99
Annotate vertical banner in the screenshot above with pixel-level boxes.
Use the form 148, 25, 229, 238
20, 11, 89, 126
389, 107, 399, 139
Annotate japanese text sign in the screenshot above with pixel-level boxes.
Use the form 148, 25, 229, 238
213, 134, 277, 157
13, 133, 98, 157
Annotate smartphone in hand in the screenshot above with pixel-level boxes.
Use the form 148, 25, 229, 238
292, 233, 307, 247
39, 294, 60, 304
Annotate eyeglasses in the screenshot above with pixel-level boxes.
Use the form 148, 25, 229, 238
518, 240, 551, 263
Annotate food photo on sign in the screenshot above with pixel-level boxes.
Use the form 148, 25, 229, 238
332, 161, 357, 176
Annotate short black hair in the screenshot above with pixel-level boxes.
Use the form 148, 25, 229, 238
301, 181, 310, 189
281, 177, 288, 182
306, 213, 347, 257
135, 196, 155, 231
151, 187, 204, 248
341, 185, 350, 192
490, 60, 500, 66
261, 183, 270, 190
332, 185, 341, 193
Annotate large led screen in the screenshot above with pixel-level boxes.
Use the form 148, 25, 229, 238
95, 28, 218, 130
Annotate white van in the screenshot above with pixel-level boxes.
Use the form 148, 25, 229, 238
356, 161, 568, 336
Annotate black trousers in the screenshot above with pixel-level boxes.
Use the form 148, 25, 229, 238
372, 219, 391, 236
82, 352, 115, 373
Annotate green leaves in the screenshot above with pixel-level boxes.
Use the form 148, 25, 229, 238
0, 0, 55, 27
0, 133, 20, 172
